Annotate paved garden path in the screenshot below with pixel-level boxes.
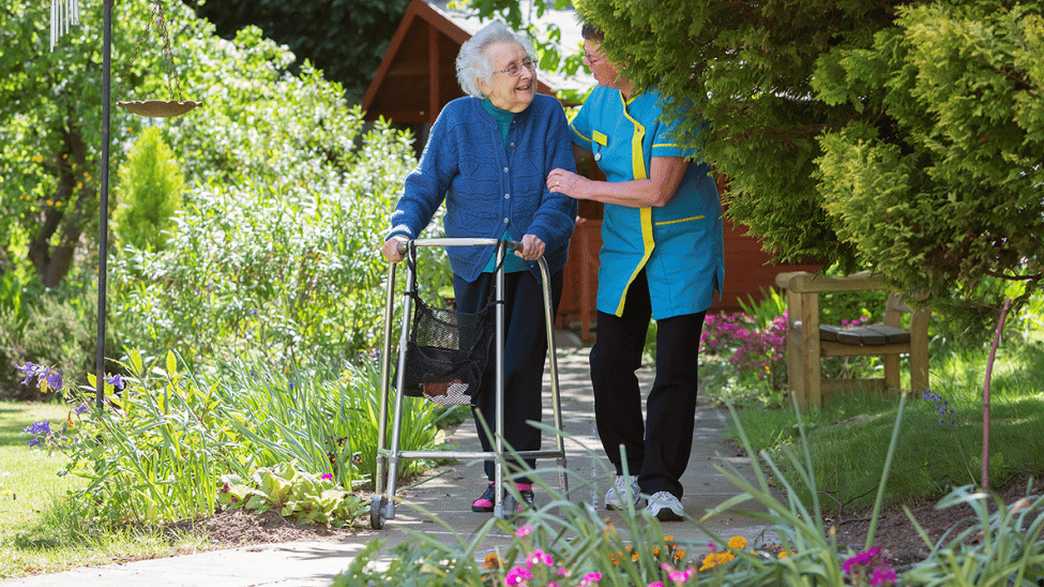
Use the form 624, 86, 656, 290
4, 346, 770, 587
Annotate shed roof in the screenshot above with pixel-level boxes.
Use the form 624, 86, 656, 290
362, 0, 593, 123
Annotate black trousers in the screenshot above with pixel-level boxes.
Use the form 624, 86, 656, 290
589, 269, 705, 498
454, 269, 563, 483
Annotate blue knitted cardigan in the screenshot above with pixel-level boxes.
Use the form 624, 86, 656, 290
387, 94, 577, 282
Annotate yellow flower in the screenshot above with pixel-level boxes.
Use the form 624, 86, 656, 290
777, 550, 790, 560
727, 535, 748, 550
631, 551, 640, 562
32, 154, 44, 163
718, 552, 735, 565
663, 534, 674, 543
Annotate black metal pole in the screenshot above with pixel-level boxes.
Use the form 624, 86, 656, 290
95, 0, 113, 408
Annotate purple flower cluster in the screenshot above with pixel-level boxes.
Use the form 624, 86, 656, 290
702, 312, 787, 382
24, 420, 52, 447
922, 390, 957, 428
842, 546, 897, 586
107, 374, 126, 391
841, 315, 870, 328
18, 362, 63, 393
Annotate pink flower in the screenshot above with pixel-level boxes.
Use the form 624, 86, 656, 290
526, 549, 554, 569
515, 524, 534, 538
579, 571, 602, 586
504, 565, 533, 586
869, 565, 897, 586
648, 583, 665, 587
321, 473, 333, 481
556, 566, 570, 577
842, 547, 881, 574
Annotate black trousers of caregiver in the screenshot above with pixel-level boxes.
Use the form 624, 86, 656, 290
453, 268, 563, 483
590, 269, 706, 498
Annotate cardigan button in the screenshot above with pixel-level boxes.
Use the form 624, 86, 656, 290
503, 166, 509, 173
503, 217, 510, 224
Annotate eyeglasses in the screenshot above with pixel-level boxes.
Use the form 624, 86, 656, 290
493, 57, 537, 77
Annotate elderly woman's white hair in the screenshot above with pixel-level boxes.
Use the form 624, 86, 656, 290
455, 21, 536, 98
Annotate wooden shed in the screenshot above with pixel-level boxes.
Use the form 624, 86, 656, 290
363, 0, 820, 341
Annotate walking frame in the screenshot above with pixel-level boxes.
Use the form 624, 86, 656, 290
370, 238, 569, 528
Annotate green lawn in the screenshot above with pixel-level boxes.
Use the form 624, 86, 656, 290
0, 401, 207, 579
731, 340, 1044, 513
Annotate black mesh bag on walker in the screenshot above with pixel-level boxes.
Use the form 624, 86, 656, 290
400, 249, 497, 406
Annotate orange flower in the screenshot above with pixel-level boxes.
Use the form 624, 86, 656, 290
482, 551, 501, 569
609, 552, 622, 566
727, 535, 748, 550
673, 548, 686, 561
652, 545, 662, 557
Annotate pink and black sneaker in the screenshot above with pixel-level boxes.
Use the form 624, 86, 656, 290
471, 482, 536, 513
471, 482, 496, 512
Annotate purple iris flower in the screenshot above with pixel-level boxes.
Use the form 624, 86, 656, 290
18, 362, 40, 386
74, 403, 89, 415
45, 369, 63, 392
24, 420, 51, 436
107, 374, 125, 390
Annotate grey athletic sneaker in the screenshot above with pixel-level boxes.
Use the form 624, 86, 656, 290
645, 491, 685, 521
604, 475, 641, 510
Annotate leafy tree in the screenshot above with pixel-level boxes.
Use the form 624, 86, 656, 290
111, 26, 418, 367
573, 0, 1042, 309
114, 126, 184, 251
0, 0, 185, 289
577, 0, 1043, 489
181, 0, 411, 100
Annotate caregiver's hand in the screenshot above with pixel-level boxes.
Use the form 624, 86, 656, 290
546, 168, 589, 199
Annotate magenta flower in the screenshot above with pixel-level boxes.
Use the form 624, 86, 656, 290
842, 546, 881, 574
870, 565, 897, 586
648, 583, 665, 587
555, 566, 569, 577
514, 524, 533, 538
321, 473, 334, 481
579, 571, 602, 586
504, 565, 533, 586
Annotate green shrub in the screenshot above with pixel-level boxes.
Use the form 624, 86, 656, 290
110, 27, 418, 367
0, 293, 95, 400
114, 127, 184, 251
219, 462, 366, 528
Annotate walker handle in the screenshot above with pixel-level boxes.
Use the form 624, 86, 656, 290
395, 238, 523, 255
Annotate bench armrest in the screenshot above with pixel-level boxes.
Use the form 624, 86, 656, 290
774, 271, 887, 293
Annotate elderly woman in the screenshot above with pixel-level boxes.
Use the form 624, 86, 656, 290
381, 21, 576, 513
546, 23, 724, 521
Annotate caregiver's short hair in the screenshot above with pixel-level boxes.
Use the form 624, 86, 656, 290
455, 21, 535, 98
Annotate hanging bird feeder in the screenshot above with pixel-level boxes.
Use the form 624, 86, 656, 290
116, 0, 200, 118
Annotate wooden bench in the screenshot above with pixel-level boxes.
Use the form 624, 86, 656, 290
774, 271, 930, 409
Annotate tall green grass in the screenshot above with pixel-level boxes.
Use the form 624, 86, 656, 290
732, 342, 1044, 510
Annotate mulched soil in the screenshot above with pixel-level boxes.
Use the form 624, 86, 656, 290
828, 477, 1042, 568
168, 508, 355, 548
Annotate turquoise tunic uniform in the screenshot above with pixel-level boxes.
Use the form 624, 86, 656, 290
570, 86, 725, 320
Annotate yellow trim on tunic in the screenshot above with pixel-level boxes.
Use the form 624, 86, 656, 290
571, 126, 592, 143
652, 143, 679, 148
655, 215, 705, 226
614, 92, 655, 316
